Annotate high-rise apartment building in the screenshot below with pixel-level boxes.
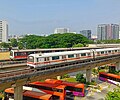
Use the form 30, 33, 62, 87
97, 24, 119, 40
0, 20, 8, 42
54, 28, 70, 34
80, 30, 91, 39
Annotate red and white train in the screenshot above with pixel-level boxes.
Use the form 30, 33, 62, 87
27, 48, 120, 68
10, 47, 100, 60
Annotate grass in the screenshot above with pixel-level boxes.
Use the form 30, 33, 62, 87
98, 69, 106, 72
62, 77, 77, 82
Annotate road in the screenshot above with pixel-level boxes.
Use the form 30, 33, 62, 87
75, 80, 118, 100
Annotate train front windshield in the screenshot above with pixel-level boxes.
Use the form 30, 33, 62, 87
27, 56, 34, 62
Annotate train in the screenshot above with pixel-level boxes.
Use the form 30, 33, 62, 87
10, 47, 101, 60
10, 47, 99, 60
27, 47, 120, 68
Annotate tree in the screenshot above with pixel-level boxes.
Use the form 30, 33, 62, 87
10, 38, 18, 47
105, 88, 120, 100
0, 42, 9, 48
18, 42, 24, 49
76, 73, 86, 83
19, 33, 93, 49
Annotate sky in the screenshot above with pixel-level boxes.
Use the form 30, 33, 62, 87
0, 0, 120, 36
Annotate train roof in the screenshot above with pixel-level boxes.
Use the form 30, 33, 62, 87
28, 49, 91, 58
28, 48, 120, 58
95, 47, 120, 52
11, 47, 102, 52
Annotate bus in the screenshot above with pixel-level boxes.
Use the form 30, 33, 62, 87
26, 81, 66, 100
99, 72, 120, 86
4, 88, 52, 100
45, 79, 85, 97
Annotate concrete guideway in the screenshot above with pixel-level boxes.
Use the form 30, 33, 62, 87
0, 54, 120, 100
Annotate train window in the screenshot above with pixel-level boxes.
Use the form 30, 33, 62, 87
97, 52, 100, 55
28, 56, 34, 62
105, 51, 107, 54
21, 52, 26, 56
87, 53, 91, 56
68, 54, 74, 58
45, 57, 49, 61
76, 54, 79, 58
62, 55, 66, 59
115, 50, 117, 52
81, 53, 86, 56
101, 51, 104, 54
36, 58, 39, 62
15, 52, 18, 56
108, 51, 111, 53
52, 56, 59, 60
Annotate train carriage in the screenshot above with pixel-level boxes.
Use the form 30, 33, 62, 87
27, 47, 120, 69
10, 47, 101, 60
27, 50, 93, 68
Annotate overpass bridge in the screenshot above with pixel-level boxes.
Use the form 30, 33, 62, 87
1, 53, 120, 100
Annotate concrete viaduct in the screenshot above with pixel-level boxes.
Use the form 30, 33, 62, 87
0, 54, 120, 100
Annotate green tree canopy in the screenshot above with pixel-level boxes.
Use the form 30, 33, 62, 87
76, 73, 86, 83
0, 42, 9, 48
10, 38, 18, 47
105, 88, 120, 100
19, 33, 93, 49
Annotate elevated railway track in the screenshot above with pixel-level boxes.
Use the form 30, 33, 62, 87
0, 54, 120, 90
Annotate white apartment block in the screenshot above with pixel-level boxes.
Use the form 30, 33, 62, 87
0, 20, 8, 42
54, 28, 70, 34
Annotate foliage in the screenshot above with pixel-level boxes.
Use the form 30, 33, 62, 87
97, 39, 120, 44
76, 73, 86, 83
63, 77, 77, 82
18, 33, 93, 49
62, 74, 70, 78
0, 42, 9, 48
18, 42, 24, 49
72, 43, 84, 47
92, 68, 98, 75
105, 88, 120, 100
10, 38, 18, 47
0, 33, 94, 49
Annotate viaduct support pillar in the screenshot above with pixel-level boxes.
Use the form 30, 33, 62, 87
14, 84, 23, 100
115, 62, 120, 71
86, 68, 92, 82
